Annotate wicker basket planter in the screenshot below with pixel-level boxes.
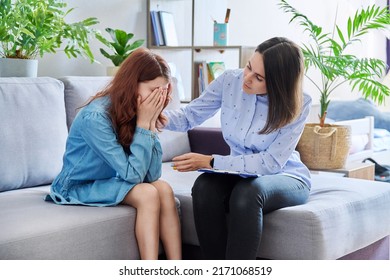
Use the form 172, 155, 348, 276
297, 123, 352, 170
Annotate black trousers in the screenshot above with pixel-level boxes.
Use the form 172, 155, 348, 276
192, 173, 310, 260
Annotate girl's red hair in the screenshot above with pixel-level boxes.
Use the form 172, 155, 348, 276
89, 48, 171, 152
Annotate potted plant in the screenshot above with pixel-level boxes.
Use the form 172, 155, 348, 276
0, 0, 99, 77
96, 27, 144, 76
279, 0, 390, 169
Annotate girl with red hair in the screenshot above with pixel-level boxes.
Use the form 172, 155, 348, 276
50, 48, 181, 260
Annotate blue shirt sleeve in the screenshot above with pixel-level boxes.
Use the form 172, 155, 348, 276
164, 73, 224, 132
80, 111, 162, 183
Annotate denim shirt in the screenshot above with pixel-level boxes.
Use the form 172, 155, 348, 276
164, 69, 312, 188
50, 96, 162, 205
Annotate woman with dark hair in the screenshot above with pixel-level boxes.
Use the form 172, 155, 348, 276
164, 37, 312, 259
50, 48, 181, 260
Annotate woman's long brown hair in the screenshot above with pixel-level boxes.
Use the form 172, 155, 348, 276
256, 37, 304, 134
87, 48, 171, 152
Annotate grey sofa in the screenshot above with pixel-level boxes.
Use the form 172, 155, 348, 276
1, 76, 390, 260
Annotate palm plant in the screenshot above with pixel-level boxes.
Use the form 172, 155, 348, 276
96, 28, 144, 67
279, 0, 390, 126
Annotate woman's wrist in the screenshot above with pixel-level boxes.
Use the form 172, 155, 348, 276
209, 156, 214, 169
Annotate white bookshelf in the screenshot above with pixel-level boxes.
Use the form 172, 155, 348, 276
146, 0, 254, 101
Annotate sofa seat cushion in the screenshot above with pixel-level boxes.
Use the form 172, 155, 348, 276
0, 184, 182, 260
0, 186, 138, 260
259, 175, 390, 259
0, 77, 68, 192
161, 164, 390, 259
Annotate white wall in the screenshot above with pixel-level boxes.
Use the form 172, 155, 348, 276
37, 0, 389, 108
38, 0, 147, 77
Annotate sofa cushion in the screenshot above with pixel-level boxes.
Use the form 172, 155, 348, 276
0, 77, 68, 192
0, 184, 181, 259
327, 98, 390, 131
159, 130, 191, 162
188, 127, 230, 155
59, 76, 112, 129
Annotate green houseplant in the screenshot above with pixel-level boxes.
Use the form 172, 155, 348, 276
0, 0, 99, 76
97, 27, 144, 67
279, 0, 390, 170
280, 0, 390, 127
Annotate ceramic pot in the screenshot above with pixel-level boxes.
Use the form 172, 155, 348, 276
106, 66, 120, 76
0, 58, 38, 77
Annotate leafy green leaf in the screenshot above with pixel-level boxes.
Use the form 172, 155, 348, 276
0, 0, 99, 61
97, 27, 145, 66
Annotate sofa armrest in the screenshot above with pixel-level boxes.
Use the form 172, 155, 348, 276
188, 127, 230, 155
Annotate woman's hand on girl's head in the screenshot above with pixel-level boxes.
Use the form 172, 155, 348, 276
156, 113, 169, 129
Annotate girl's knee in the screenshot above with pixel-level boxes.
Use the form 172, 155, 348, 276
124, 183, 160, 210
142, 184, 160, 203
153, 180, 175, 199
152, 180, 178, 211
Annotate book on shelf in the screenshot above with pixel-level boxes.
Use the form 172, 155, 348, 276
150, 11, 165, 46
197, 61, 226, 95
158, 11, 179, 46
207, 61, 226, 80
198, 61, 209, 94
197, 62, 205, 94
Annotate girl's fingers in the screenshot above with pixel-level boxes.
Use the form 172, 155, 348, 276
139, 88, 167, 121
142, 87, 162, 105
157, 91, 166, 108
148, 89, 161, 106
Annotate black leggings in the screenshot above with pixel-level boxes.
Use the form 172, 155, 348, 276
192, 173, 310, 260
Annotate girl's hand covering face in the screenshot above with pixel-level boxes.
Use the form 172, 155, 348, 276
137, 87, 169, 131
136, 77, 170, 130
